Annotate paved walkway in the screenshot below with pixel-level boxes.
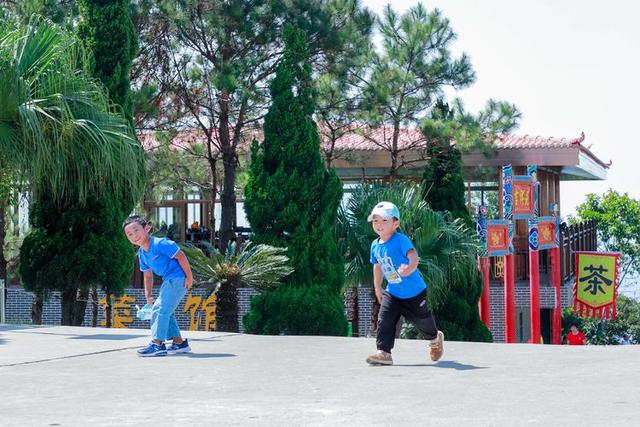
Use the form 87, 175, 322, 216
1, 324, 638, 426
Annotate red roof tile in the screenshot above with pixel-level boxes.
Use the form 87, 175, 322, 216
138, 127, 610, 168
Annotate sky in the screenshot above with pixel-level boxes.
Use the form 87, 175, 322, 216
362, 0, 640, 218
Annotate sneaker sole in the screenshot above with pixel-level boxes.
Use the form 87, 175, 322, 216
366, 358, 393, 366
138, 351, 167, 357
167, 346, 192, 355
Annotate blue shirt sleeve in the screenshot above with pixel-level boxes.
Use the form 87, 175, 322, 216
370, 240, 378, 264
157, 238, 181, 259
138, 248, 150, 272
398, 234, 416, 257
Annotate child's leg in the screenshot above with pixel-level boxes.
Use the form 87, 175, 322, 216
376, 291, 402, 353
400, 291, 438, 341
151, 278, 188, 342
167, 314, 181, 342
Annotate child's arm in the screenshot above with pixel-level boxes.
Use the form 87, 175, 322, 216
174, 251, 193, 289
397, 249, 420, 277
143, 270, 154, 304
373, 263, 384, 304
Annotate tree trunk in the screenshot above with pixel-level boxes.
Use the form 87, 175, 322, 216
61, 288, 88, 326
91, 287, 98, 328
208, 158, 218, 247
105, 291, 112, 328
31, 294, 43, 325
220, 149, 237, 253
0, 194, 7, 287
215, 282, 238, 332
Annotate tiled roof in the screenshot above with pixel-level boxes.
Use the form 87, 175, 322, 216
138, 127, 610, 168
493, 132, 585, 149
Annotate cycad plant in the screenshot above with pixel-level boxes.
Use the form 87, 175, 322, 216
336, 181, 490, 341
181, 243, 294, 332
0, 16, 144, 205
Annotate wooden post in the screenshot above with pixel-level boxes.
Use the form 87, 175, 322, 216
502, 165, 516, 343
551, 246, 562, 344
505, 254, 516, 343
528, 165, 540, 344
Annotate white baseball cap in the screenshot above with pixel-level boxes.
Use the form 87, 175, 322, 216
367, 201, 400, 222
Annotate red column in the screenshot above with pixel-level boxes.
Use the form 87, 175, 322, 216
550, 247, 562, 344
479, 257, 491, 328
529, 250, 540, 343
504, 254, 516, 343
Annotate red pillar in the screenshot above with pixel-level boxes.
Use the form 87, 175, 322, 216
504, 254, 516, 343
479, 257, 491, 328
550, 247, 562, 344
529, 250, 541, 343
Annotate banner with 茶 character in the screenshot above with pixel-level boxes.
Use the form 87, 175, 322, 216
573, 252, 620, 319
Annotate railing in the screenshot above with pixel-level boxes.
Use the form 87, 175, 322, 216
560, 220, 598, 283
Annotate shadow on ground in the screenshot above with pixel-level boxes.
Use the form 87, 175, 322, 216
172, 352, 237, 359
69, 334, 147, 341
394, 360, 487, 370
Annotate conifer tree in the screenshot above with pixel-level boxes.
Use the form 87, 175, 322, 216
243, 26, 346, 335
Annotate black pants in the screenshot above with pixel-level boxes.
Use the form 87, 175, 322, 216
376, 290, 438, 353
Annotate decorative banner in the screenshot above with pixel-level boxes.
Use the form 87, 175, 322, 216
487, 220, 512, 256
573, 252, 620, 319
537, 216, 559, 249
501, 165, 515, 254
512, 176, 536, 219
526, 165, 540, 250
476, 205, 488, 257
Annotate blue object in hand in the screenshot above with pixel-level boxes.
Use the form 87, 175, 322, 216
136, 304, 154, 321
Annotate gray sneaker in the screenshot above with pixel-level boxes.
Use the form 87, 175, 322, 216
366, 351, 393, 366
167, 338, 191, 354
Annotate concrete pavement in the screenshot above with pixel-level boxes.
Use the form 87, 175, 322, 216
1, 324, 639, 426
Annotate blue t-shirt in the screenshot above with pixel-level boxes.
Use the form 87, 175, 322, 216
138, 237, 185, 280
370, 232, 426, 299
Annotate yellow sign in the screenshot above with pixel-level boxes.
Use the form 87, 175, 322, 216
574, 252, 619, 319
576, 254, 616, 308
183, 292, 217, 331
99, 295, 136, 328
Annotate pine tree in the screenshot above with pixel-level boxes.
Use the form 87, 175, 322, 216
78, 0, 137, 122
20, 190, 134, 326
420, 101, 473, 233
243, 26, 346, 336
72, 0, 141, 326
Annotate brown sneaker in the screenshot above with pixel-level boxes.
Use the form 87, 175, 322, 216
366, 351, 393, 366
430, 331, 444, 361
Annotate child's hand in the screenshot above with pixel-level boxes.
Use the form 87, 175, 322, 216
398, 264, 411, 277
146, 295, 155, 305
375, 288, 383, 304
185, 276, 193, 289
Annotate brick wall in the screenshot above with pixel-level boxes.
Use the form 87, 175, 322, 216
357, 287, 375, 337
489, 284, 574, 343
5, 286, 260, 333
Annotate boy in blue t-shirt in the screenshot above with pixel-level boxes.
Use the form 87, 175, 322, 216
365, 202, 444, 366
123, 216, 194, 357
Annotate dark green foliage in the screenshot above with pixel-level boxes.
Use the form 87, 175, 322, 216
244, 26, 346, 335
562, 295, 640, 345
422, 143, 469, 224
20, 190, 135, 325
337, 182, 492, 342
243, 285, 347, 336
574, 190, 640, 285
78, 0, 137, 122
